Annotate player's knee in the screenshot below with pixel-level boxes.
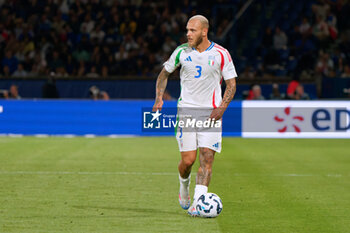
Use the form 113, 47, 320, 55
182, 157, 196, 167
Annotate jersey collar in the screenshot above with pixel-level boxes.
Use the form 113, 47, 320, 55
205, 41, 215, 51
192, 41, 215, 52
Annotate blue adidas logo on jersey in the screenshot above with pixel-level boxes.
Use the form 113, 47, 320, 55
184, 56, 192, 62
212, 142, 219, 149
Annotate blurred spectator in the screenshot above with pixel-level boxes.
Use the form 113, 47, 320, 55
294, 84, 310, 100
12, 63, 28, 77
122, 33, 138, 52
287, 76, 300, 99
326, 10, 338, 40
2, 65, 11, 78
312, 1, 330, 20
33, 52, 48, 75
73, 45, 90, 62
80, 13, 95, 34
312, 15, 330, 42
89, 85, 109, 100
55, 67, 68, 77
115, 45, 129, 62
299, 17, 311, 36
42, 75, 59, 98
49, 51, 64, 72
341, 64, 350, 78
119, 13, 137, 35
163, 36, 177, 54
0, 89, 8, 98
8, 84, 21, 99
52, 15, 65, 34
90, 25, 105, 43
2, 50, 18, 74
101, 65, 109, 78
334, 56, 344, 76
0, 84, 21, 99
251, 85, 265, 100
273, 27, 288, 50
100, 91, 110, 100
59, 0, 70, 14
20, 35, 35, 57
77, 61, 86, 77
315, 51, 334, 76
86, 66, 100, 78
269, 83, 285, 100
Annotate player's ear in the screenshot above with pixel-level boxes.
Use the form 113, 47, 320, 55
202, 28, 208, 37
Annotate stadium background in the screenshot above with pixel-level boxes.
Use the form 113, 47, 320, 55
0, 0, 349, 100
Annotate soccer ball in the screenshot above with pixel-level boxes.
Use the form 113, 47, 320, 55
196, 193, 223, 218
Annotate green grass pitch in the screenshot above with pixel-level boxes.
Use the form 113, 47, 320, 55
0, 137, 349, 233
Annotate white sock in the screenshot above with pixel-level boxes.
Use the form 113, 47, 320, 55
193, 185, 208, 202
179, 173, 191, 197
179, 173, 191, 184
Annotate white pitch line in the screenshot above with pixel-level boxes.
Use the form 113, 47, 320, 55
232, 173, 344, 177
0, 171, 177, 176
0, 134, 139, 138
0, 171, 345, 177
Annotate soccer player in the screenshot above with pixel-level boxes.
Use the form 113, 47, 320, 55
153, 15, 237, 216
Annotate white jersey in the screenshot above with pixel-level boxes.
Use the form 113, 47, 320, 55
164, 42, 237, 108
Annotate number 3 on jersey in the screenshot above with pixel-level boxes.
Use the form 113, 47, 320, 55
194, 65, 202, 78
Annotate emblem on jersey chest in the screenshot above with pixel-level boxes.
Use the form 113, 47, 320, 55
208, 55, 215, 66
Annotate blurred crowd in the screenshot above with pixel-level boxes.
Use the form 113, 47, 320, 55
0, 84, 21, 98
240, 0, 350, 79
0, 0, 349, 100
0, 0, 232, 78
243, 81, 310, 101
2, 0, 348, 80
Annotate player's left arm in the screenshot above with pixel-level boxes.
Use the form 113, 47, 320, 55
209, 78, 236, 121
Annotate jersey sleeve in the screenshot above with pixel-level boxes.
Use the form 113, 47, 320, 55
163, 46, 184, 73
221, 50, 238, 80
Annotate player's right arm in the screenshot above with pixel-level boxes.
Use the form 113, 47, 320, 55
153, 45, 185, 111
153, 67, 171, 111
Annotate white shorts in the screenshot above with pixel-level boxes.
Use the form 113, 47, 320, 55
175, 126, 222, 153
175, 108, 222, 153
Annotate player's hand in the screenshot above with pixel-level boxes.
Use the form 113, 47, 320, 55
152, 98, 163, 112
209, 107, 226, 121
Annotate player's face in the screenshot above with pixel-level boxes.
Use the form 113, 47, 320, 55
186, 20, 204, 48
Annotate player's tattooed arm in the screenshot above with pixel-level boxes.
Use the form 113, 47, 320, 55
209, 78, 236, 121
153, 67, 171, 111
221, 78, 236, 108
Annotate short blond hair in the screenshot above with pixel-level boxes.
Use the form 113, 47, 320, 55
188, 15, 209, 29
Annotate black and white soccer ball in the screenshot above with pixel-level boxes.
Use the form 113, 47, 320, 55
196, 193, 223, 218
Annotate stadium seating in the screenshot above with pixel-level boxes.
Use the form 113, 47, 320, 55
0, 0, 349, 100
